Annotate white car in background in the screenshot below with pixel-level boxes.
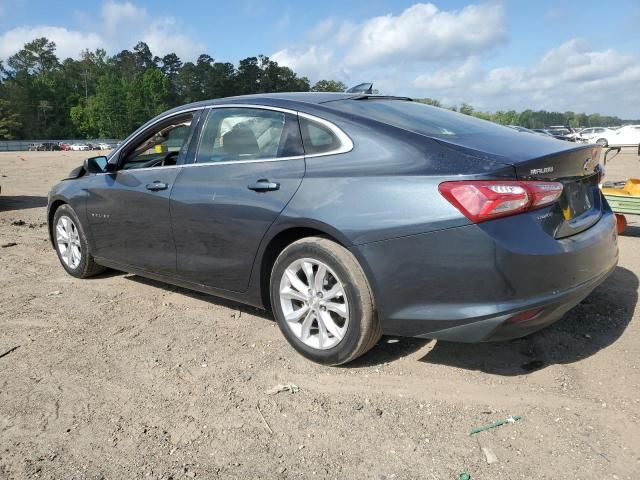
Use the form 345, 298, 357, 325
579, 127, 613, 145
69, 143, 90, 151
601, 125, 640, 147
96, 143, 111, 150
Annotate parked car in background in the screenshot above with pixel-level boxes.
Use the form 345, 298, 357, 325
40, 142, 61, 151
47, 93, 617, 365
599, 125, 640, 147
69, 143, 90, 151
545, 127, 578, 142
26, 142, 61, 151
549, 126, 581, 137
507, 125, 553, 137
531, 128, 554, 136
96, 142, 112, 150
59, 143, 71, 151
578, 127, 613, 146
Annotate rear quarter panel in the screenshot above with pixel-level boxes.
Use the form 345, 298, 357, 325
279, 115, 514, 245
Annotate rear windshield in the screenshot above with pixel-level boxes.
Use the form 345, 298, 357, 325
330, 99, 510, 138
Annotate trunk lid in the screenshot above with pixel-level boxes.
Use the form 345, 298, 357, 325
434, 133, 602, 238
513, 145, 602, 238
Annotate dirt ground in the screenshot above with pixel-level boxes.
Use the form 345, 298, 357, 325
1, 148, 639, 480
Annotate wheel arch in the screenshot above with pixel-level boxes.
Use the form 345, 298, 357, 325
47, 199, 67, 247
256, 223, 358, 310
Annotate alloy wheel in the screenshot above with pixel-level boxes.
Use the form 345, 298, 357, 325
279, 258, 349, 350
56, 215, 82, 269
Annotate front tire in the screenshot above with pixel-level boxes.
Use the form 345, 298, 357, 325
53, 204, 105, 278
596, 138, 608, 147
270, 237, 381, 365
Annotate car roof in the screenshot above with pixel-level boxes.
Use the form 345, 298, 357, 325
173, 92, 354, 111
162, 92, 412, 117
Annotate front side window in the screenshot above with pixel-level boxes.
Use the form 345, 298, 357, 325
120, 114, 194, 170
197, 107, 303, 163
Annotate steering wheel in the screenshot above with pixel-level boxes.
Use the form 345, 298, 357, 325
160, 151, 180, 166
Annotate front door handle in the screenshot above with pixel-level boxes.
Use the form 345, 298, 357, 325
146, 181, 169, 191
248, 179, 280, 192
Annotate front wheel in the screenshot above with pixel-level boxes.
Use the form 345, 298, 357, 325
270, 237, 381, 365
596, 138, 608, 147
53, 204, 105, 278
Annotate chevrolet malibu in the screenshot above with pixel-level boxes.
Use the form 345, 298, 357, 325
47, 93, 618, 365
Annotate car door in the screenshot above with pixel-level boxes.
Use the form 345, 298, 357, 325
170, 106, 305, 292
85, 111, 200, 274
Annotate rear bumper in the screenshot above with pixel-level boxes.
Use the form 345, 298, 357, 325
353, 208, 618, 342
418, 264, 614, 342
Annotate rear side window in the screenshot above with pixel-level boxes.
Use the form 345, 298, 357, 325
299, 117, 341, 154
330, 99, 516, 138
197, 107, 303, 163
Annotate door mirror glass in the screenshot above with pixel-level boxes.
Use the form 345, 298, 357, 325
84, 156, 108, 174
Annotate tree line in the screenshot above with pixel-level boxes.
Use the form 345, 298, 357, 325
415, 99, 626, 130
0, 37, 628, 140
0, 38, 347, 140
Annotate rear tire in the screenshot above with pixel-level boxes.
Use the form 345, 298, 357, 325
270, 237, 381, 365
53, 204, 105, 278
596, 138, 608, 147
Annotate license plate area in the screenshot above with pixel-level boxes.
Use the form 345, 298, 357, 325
554, 175, 602, 238
560, 175, 598, 220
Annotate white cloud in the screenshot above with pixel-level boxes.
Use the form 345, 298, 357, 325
272, 45, 345, 81
272, 2, 507, 86
413, 57, 481, 90
272, 2, 638, 118
99, 1, 205, 59
0, 26, 103, 60
411, 39, 640, 118
273, 2, 506, 75
344, 3, 507, 66
101, 0, 144, 32
0, 1, 205, 62
307, 17, 337, 42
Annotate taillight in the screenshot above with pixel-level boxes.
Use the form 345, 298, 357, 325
438, 180, 563, 223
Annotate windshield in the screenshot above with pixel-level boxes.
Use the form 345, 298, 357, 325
330, 99, 513, 138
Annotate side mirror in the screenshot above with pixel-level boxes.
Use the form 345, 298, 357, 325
84, 156, 108, 174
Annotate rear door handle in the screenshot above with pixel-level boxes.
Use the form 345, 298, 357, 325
146, 181, 169, 191
248, 179, 280, 192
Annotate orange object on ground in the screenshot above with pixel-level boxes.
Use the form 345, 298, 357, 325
615, 213, 627, 234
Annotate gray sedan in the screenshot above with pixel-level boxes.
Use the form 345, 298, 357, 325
47, 93, 618, 365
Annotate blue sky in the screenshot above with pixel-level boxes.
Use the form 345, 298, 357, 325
1, 0, 639, 117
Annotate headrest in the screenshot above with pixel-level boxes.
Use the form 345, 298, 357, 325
222, 123, 259, 155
